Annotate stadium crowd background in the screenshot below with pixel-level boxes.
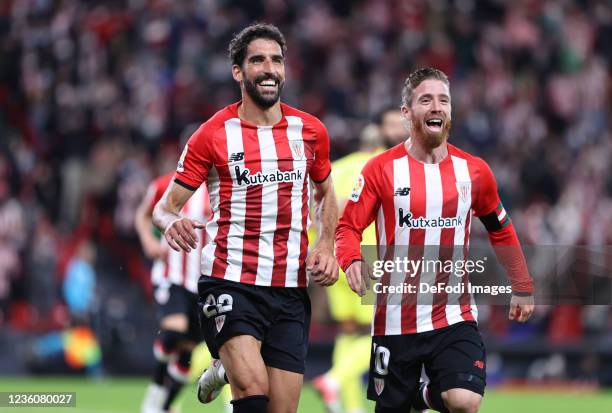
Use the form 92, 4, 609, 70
0, 0, 611, 384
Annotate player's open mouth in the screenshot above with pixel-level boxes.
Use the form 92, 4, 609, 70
425, 118, 443, 132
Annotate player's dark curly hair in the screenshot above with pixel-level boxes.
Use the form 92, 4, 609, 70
228, 23, 287, 67
401, 67, 449, 107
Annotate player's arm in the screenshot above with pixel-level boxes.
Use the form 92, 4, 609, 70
153, 181, 204, 253
335, 164, 380, 296
153, 123, 211, 253
306, 119, 339, 287
134, 181, 165, 259
308, 175, 339, 287
475, 160, 534, 322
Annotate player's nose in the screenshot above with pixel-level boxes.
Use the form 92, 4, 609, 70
431, 98, 442, 112
262, 58, 274, 73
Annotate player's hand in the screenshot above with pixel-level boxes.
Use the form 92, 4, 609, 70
306, 242, 339, 287
345, 260, 374, 297
164, 218, 205, 252
509, 294, 534, 322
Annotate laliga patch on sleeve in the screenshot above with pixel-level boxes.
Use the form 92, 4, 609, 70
350, 174, 365, 202
177, 143, 188, 172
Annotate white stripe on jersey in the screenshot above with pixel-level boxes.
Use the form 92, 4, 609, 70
450, 155, 478, 322
285, 116, 307, 287
202, 168, 220, 277
385, 156, 410, 335
224, 118, 246, 282
416, 164, 444, 332
256, 126, 278, 286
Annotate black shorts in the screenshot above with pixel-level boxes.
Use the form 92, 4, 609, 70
198, 276, 311, 374
368, 321, 486, 409
154, 283, 203, 343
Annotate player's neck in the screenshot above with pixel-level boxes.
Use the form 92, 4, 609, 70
404, 137, 448, 164
238, 96, 282, 126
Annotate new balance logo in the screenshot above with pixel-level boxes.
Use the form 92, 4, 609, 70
394, 187, 411, 196
234, 165, 303, 186
229, 152, 244, 162
398, 209, 463, 228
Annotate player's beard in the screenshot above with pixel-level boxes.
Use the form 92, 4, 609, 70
412, 117, 451, 149
243, 73, 284, 109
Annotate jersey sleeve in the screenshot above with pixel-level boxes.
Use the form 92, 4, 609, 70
472, 159, 503, 218
473, 159, 534, 294
310, 120, 332, 183
335, 160, 381, 272
148, 175, 173, 209
174, 123, 215, 190
148, 180, 163, 210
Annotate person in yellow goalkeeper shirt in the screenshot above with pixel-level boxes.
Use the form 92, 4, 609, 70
313, 107, 406, 413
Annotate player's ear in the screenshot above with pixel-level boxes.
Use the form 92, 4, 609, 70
401, 104, 412, 122
232, 64, 243, 82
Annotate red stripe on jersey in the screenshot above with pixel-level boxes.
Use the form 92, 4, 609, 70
431, 160, 458, 329
211, 129, 232, 279
240, 127, 263, 284
373, 270, 389, 336
401, 158, 425, 335
270, 126, 293, 286
382, 181, 397, 246
163, 253, 170, 283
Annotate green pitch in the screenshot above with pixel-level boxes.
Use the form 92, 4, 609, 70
0, 376, 610, 413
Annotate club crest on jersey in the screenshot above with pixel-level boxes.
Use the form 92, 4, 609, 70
456, 181, 471, 202
177, 143, 189, 172
290, 141, 305, 160
215, 315, 226, 333
374, 377, 385, 395
350, 174, 365, 202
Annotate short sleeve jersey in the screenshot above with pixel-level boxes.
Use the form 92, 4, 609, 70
175, 102, 332, 288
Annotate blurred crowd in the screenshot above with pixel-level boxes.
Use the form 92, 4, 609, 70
0, 0, 611, 349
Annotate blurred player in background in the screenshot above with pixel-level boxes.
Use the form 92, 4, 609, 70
336, 68, 535, 413
135, 127, 214, 413
312, 107, 406, 413
153, 23, 338, 413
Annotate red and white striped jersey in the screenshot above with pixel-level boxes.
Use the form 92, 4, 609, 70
336, 142, 532, 335
149, 173, 210, 293
174, 102, 331, 288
